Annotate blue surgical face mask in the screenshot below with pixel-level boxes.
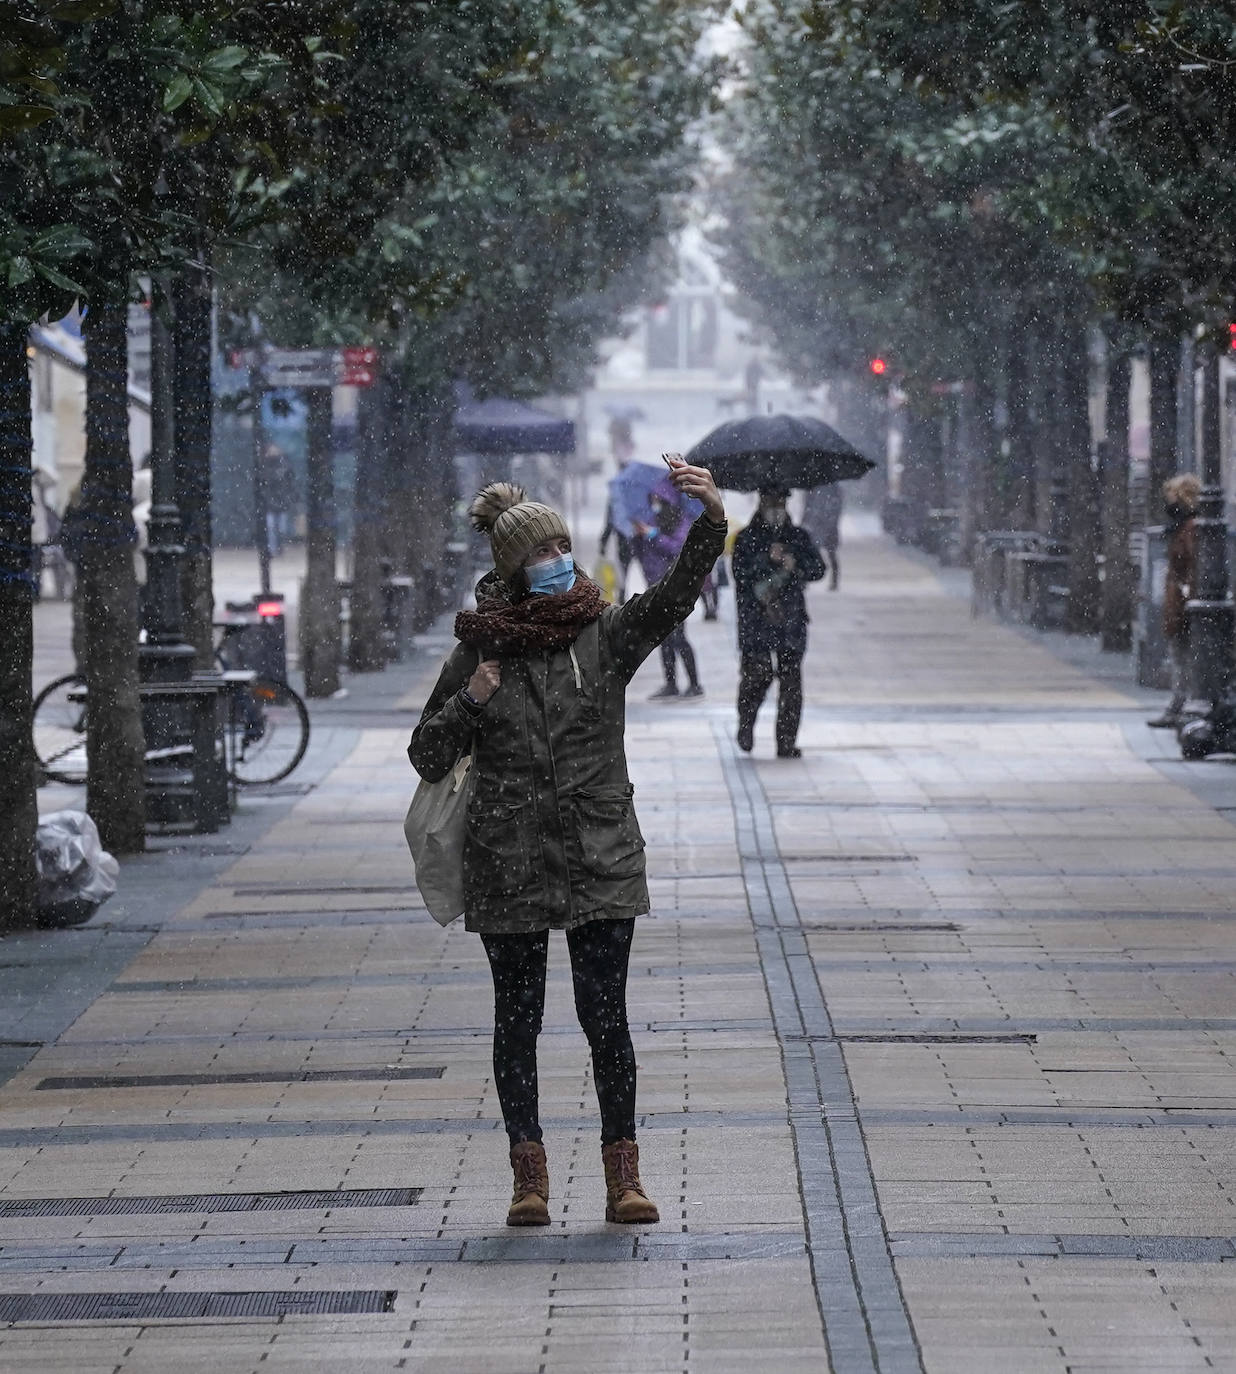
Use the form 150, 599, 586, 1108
526, 551, 576, 596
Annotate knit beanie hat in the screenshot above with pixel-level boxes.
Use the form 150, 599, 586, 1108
469, 482, 571, 585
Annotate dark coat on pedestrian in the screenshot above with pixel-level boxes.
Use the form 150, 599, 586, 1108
409, 515, 727, 935
801, 484, 842, 555
1163, 509, 1197, 642
731, 516, 826, 654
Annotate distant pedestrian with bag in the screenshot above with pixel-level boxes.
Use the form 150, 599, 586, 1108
1148, 473, 1200, 729
732, 487, 826, 758
408, 458, 727, 1228
801, 482, 842, 590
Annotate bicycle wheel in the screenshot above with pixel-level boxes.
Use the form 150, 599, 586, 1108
225, 675, 310, 785
32, 673, 88, 784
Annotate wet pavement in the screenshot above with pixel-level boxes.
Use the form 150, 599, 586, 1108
7, 527, 1236, 1372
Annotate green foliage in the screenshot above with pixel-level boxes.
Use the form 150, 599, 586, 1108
716, 1, 1236, 393
225, 0, 720, 399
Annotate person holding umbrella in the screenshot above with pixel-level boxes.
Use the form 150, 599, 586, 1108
682, 413, 874, 755
731, 488, 826, 757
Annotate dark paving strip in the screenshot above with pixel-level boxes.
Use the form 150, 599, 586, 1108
0, 1187, 420, 1218
0, 1231, 805, 1274
34, 1066, 445, 1091
0, 1289, 395, 1322
50, 1017, 775, 1049
197, 906, 417, 928
229, 884, 412, 897
177, 906, 1236, 931
827, 1033, 1037, 1046
834, 1016, 1236, 1033
889, 1232, 1236, 1263
714, 724, 923, 1374
804, 923, 961, 934
862, 1106, 1236, 1128
0, 1109, 791, 1149
815, 958, 1236, 976
109, 962, 759, 995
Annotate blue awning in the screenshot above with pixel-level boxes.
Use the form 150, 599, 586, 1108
452, 396, 575, 456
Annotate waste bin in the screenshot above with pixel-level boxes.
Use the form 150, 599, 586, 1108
217, 594, 289, 681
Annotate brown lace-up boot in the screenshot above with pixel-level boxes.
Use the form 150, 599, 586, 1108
601, 1138, 659, 1224
506, 1141, 550, 1226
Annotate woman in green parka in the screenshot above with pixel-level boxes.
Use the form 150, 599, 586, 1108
409, 458, 726, 1228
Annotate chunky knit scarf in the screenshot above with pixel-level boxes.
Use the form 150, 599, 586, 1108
454, 574, 606, 656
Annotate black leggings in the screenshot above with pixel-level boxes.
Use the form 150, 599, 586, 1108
481, 918, 637, 1147
659, 624, 699, 688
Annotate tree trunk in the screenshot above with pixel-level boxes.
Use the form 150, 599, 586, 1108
0, 323, 38, 929
1100, 349, 1134, 651
1147, 332, 1179, 522
82, 287, 146, 854
300, 386, 339, 697
347, 378, 388, 671
173, 257, 215, 669
1006, 318, 1035, 529
1062, 321, 1100, 633
398, 383, 456, 627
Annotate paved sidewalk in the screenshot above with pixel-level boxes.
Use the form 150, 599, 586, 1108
5, 530, 1236, 1372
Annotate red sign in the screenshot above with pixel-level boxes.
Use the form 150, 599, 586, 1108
340, 346, 379, 387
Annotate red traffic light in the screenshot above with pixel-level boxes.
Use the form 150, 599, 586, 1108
870, 357, 887, 376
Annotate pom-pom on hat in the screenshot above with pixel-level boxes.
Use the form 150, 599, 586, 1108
469, 482, 571, 585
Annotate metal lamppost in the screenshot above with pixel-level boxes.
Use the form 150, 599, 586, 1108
139, 278, 195, 684
1180, 346, 1236, 757
139, 276, 228, 830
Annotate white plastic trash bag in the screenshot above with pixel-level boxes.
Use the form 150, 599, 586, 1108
34, 810, 119, 927
404, 753, 473, 927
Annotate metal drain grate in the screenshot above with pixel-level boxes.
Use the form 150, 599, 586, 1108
36, 1067, 444, 1091
779, 853, 916, 864
785, 1032, 1036, 1045
0, 1289, 396, 1323
837, 1032, 1037, 1045
0, 1187, 420, 1218
803, 922, 960, 933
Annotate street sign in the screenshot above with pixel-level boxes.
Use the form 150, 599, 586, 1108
228, 347, 381, 388
340, 346, 379, 387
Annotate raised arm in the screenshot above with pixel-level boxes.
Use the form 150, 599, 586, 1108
407, 643, 481, 782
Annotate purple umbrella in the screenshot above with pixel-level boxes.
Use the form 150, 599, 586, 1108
607, 463, 662, 539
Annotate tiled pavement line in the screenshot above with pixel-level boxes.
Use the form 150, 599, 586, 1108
711, 720, 923, 1374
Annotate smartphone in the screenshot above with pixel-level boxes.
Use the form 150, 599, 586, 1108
662, 452, 683, 468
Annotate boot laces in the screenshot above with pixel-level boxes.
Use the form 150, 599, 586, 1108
608, 1141, 647, 1197
513, 1148, 544, 1197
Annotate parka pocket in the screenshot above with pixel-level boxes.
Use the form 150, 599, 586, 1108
465, 800, 532, 894
572, 783, 645, 879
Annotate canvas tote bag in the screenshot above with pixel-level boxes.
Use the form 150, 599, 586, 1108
404, 747, 474, 926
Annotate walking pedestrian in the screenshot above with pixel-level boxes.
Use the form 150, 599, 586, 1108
1148, 473, 1200, 729
636, 483, 705, 700
598, 486, 635, 605
409, 460, 727, 1228
732, 487, 826, 758
801, 482, 842, 590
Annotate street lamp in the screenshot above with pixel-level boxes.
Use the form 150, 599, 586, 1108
1179, 346, 1236, 758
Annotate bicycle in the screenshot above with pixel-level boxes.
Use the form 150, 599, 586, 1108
33, 613, 310, 789
214, 601, 310, 786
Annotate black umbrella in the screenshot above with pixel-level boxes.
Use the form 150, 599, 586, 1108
684, 414, 874, 490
